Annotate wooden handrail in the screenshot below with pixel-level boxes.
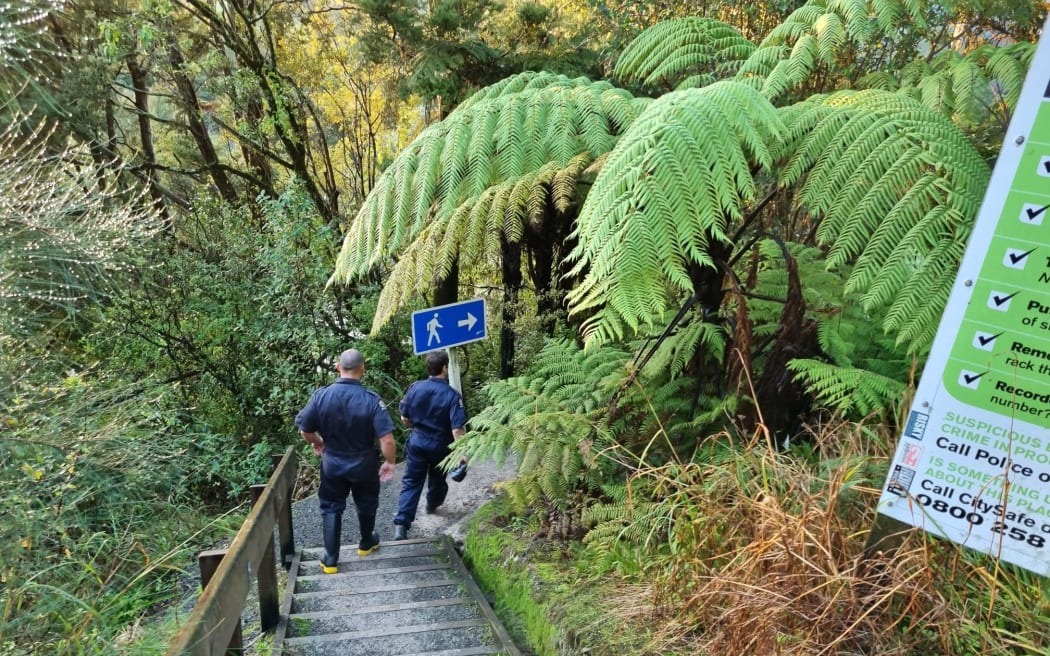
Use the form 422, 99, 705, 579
168, 446, 298, 655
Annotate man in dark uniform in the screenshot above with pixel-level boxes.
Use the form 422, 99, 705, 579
296, 349, 396, 573
393, 350, 468, 540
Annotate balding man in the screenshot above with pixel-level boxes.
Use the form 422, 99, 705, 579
296, 349, 396, 573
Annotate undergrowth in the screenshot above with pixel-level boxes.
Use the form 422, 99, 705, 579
464, 498, 654, 655
468, 417, 1050, 655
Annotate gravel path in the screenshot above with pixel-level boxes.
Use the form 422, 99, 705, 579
292, 454, 518, 550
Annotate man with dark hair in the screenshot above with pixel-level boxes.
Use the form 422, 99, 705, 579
296, 349, 397, 573
393, 349, 468, 540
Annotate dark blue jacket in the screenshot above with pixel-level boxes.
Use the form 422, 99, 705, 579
295, 378, 394, 456
399, 377, 467, 445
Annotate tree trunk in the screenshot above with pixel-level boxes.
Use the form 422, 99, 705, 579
126, 54, 170, 221
166, 36, 239, 204
500, 236, 523, 378
525, 199, 576, 335
433, 258, 459, 307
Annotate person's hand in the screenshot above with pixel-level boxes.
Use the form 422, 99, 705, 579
379, 461, 395, 483
311, 438, 324, 456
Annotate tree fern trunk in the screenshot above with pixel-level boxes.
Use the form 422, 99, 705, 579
500, 236, 522, 378
527, 201, 577, 335
750, 244, 819, 443
434, 257, 459, 307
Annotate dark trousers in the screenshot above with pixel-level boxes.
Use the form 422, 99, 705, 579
318, 451, 379, 526
394, 436, 451, 526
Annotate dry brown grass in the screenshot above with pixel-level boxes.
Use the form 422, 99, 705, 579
602, 418, 1049, 656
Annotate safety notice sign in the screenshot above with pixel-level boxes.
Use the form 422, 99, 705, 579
877, 17, 1050, 576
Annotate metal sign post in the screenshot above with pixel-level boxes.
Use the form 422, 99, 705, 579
448, 349, 463, 394
874, 16, 1050, 576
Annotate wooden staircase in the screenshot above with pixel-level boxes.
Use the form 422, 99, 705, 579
273, 536, 521, 656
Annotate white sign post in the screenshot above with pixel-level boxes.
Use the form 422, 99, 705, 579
875, 17, 1050, 576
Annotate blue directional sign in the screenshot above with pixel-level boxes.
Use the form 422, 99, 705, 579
411, 298, 488, 355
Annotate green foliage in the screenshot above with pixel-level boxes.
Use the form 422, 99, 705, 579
0, 363, 246, 653
452, 339, 629, 506
778, 89, 989, 352
332, 72, 648, 330
92, 185, 409, 443
0, 120, 161, 342
0, 1, 65, 114
612, 17, 756, 92
566, 81, 784, 345
742, 239, 911, 415
861, 42, 1037, 130
735, 0, 927, 100
787, 358, 905, 414
465, 498, 651, 655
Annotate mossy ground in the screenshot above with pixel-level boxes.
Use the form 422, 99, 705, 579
463, 497, 654, 656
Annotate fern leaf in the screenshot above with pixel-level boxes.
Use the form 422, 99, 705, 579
567, 81, 785, 346
614, 18, 756, 93
780, 89, 989, 353
331, 73, 646, 330
788, 358, 905, 415
735, 0, 924, 101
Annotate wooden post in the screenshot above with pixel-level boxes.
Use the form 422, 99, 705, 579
250, 484, 280, 632
198, 550, 243, 654
168, 447, 297, 655
855, 512, 916, 605
271, 453, 296, 569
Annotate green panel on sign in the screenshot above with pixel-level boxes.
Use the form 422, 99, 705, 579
939, 103, 1050, 428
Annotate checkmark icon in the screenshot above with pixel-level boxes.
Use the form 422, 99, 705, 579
988, 290, 1019, 311
972, 331, 1002, 350
1041, 156, 1050, 177
1022, 204, 1048, 225
959, 370, 986, 389
1004, 247, 1035, 269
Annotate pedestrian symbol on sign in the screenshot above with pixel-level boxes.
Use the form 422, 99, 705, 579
426, 313, 443, 346
411, 298, 488, 355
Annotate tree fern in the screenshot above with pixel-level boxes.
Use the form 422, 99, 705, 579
450, 339, 630, 506
640, 319, 725, 379
735, 0, 926, 101
566, 81, 785, 346
330, 72, 648, 331
776, 90, 989, 352
731, 238, 913, 418
860, 42, 1037, 126
613, 17, 756, 93
371, 156, 593, 327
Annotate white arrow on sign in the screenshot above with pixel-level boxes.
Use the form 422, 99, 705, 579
457, 312, 477, 330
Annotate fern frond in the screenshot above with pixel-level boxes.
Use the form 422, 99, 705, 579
949, 54, 990, 126
780, 89, 989, 353
736, 0, 924, 101
567, 81, 785, 346
788, 358, 905, 415
886, 41, 1036, 126
643, 320, 727, 378
984, 42, 1035, 112
614, 18, 756, 93
331, 73, 647, 326
450, 339, 631, 505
